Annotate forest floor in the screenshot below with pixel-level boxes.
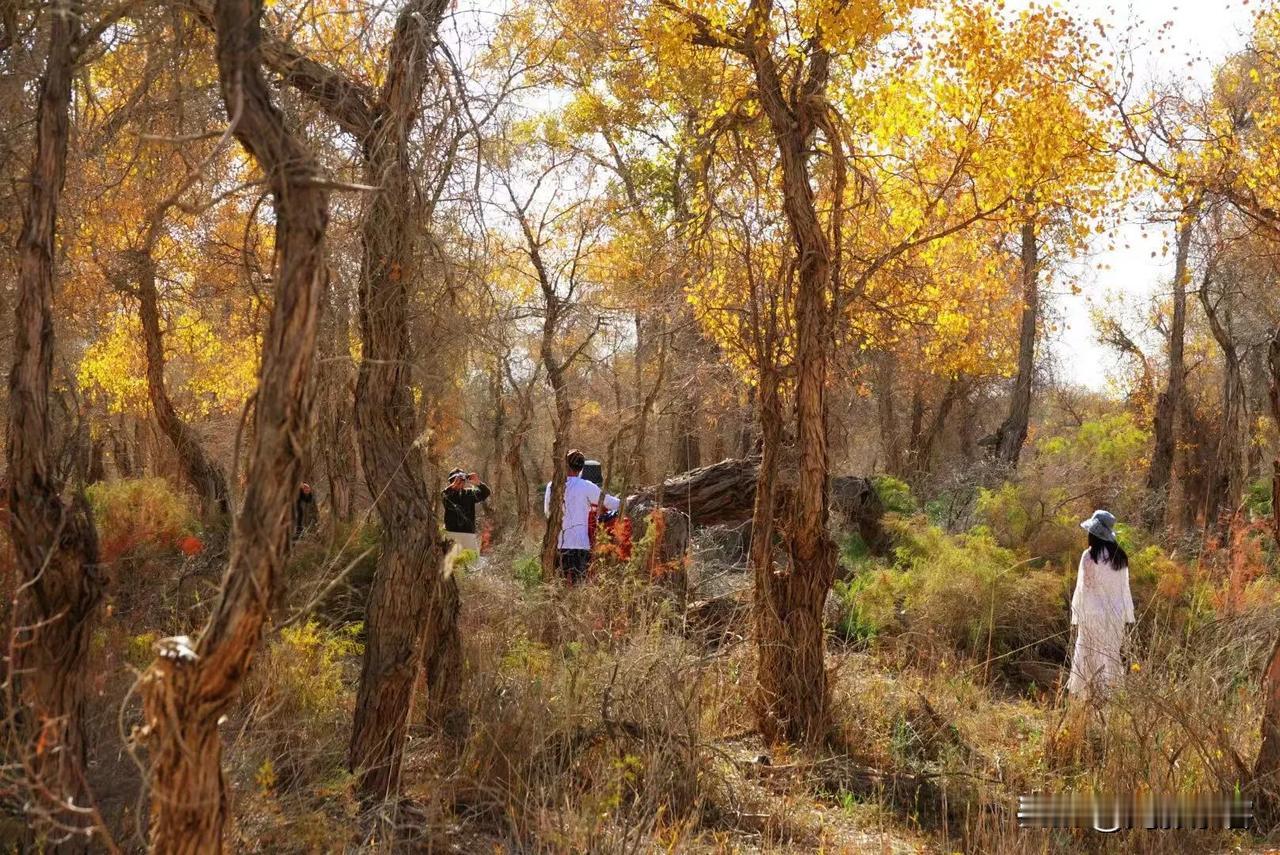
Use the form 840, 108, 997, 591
63, 504, 1280, 853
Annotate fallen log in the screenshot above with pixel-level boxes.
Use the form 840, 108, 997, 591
625, 457, 890, 557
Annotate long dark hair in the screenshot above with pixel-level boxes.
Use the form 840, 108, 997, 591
1087, 533, 1128, 571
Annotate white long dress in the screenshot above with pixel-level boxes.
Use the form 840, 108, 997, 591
1067, 548, 1135, 700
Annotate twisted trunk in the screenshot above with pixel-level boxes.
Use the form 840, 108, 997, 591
347, 0, 460, 807
5, 4, 104, 842
139, 0, 330, 849
748, 24, 838, 743
133, 248, 230, 521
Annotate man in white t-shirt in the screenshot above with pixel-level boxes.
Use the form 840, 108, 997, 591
544, 449, 621, 583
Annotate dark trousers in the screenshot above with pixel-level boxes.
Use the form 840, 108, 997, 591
556, 549, 592, 584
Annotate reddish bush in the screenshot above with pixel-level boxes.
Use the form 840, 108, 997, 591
85, 478, 197, 564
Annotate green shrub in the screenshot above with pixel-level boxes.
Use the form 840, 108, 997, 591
889, 517, 1067, 663
514, 553, 543, 589
831, 569, 898, 646
838, 531, 871, 574
974, 482, 1078, 567
872, 474, 916, 515
1036, 412, 1149, 476
1246, 476, 1273, 519
239, 621, 361, 792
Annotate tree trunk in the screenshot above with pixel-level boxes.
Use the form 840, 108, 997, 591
749, 370, 784, 723
540, 356, 571, 579
1144, 210, 1195, 530
992, 220, 1039, 467
110, 417, 135, 477
132, 248, 230, 521
1179, 393, 1211, 531
670, 385, 702, 474
628, 457, 886, 554
346, 0, 460, 810
320, 284, 357, 524
1199, 267, 1244, 534
139, 1, 330, 849
5, 2, 105, 841
875, 353, 902, 474
909, 378, 962, 481
487, 361, 506, 512
748, 32, 839, 744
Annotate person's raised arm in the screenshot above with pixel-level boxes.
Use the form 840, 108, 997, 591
543, 481, 551, 517
602, 492, 621, 512
472, 475, 491, 502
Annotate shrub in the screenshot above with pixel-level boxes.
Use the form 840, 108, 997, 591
831, 569, 898, 646
888, 517, 1067, 667
974, 482, 1078, 567
1246, 476, 1273, 519
514, 553, 543, 589
86, 477, 196, 564
872, 474, 916, 515
837, 530, 871, 575
289, 520, 381, 625
238, 620, 361, 793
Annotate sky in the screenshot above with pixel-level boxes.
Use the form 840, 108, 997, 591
1048, 0, 1259, 392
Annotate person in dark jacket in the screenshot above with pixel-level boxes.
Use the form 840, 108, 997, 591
293, 482, 316, 539
442, 468, 490, 555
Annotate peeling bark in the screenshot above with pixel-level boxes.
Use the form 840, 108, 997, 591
345, 0, 460, 807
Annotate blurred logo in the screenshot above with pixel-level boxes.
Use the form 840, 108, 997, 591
1018, 792, 1251, 831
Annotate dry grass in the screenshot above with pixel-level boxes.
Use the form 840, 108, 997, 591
16, 478, 1278, 853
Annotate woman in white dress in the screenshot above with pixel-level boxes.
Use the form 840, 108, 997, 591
1067, 510, 1135, 701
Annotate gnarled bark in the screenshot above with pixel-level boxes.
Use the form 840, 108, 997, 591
4, 2, 105, 845
749, 20, 840, 745
138, 1, 330, 849
675, 0, 842, 742
346, 0, 460, 808
213, 0, 460, 806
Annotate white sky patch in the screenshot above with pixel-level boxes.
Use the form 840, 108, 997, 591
1041, 0, 1258, 392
